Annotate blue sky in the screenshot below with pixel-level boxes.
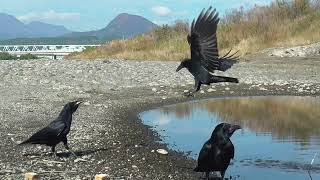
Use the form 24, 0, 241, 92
0, 0, 273, 31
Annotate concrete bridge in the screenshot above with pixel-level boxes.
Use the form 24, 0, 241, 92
0, 44, 101, 59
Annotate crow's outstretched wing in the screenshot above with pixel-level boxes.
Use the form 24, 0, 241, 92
188, 7, 238, 72
20, 120, 66, 145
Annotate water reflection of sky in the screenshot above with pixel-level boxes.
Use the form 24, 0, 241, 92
140, 96, 320, 180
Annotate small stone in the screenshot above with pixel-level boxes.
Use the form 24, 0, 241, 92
132, 165, 138, 169
152, 88, 157, 92
298, 88, 304, 93
200, 90, 205, 94
95, 174, 109, 180
156, 149, 168, 155
225, 87, 230, 91
25, 172, 39, 180
83, 102, 90, 106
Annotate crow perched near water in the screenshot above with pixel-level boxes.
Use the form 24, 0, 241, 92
19, 101, 82, 156
176, 7, 239, 97
194, 123, 241, 180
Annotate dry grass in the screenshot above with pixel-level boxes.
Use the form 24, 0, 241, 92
68, 22, 190, 61
68, 0, 320, 61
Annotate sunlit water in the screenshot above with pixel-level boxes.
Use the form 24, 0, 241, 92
140, 96, 320, 180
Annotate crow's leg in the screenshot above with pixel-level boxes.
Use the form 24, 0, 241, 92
62, 137, 77, 157
184, 79, 201, 97
205, 172, 210, 180
220, 170, 226, 179
50, 146, 56, 156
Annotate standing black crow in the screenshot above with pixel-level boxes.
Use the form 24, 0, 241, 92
176, 7, 239, 97
19, 101, 82, 156
194, 123, 241, 180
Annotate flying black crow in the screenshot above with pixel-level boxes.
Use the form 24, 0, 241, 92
194, 123, 241, 180
19, 100, 82, 156
176, 7, 239, 97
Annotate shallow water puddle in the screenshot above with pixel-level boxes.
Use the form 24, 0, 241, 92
140, 96, 320, 180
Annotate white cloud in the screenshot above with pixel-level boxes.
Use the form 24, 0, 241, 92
151, 6, 171, 17
17, 10, 80, 22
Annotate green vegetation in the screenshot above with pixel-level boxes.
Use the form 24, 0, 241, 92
0, 52, 17, 60
68, 0, 320, 61
19, 53, 38, 60
0, 52, 38, 60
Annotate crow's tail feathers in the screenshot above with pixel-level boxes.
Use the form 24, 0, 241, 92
18, 139, 31, 146
211, 75, 239, 84
223, 76, 239, 83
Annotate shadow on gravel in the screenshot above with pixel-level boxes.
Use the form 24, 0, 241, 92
57, 147, 111, 158
22, 148, 110, 158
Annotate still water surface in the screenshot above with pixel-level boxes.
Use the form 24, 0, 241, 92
140, 96, 320, 180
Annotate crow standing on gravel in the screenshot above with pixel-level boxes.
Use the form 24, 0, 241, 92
176, 7, 239, 97
19, 101, 82, 156
194, 123, 241, 180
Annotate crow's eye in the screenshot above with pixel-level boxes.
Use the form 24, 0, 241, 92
223, 127, 228, 132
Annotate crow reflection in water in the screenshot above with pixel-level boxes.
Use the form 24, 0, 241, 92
19, 101, 82, 156
194, 123, 241, 180
176, 7, 239, 97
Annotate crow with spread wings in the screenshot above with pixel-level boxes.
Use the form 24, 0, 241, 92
176, 7, 239, 97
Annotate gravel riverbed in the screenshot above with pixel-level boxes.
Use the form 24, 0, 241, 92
0, 56, 319, 179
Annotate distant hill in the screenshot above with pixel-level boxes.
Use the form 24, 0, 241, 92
64, 13, 158, 40
0, 12, 157, 45
25, 21, 71, 38
0, 13, 71, 40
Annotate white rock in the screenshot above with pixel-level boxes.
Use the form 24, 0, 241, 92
152, 88, 157, 92
156, 149, 168, 155
207, 88, 216, 92
200, 90, 205, 94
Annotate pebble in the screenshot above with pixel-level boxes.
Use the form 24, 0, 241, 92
83, 102, 90, 106
156, 149, 168, 155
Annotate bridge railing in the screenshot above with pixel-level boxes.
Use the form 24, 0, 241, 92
0, 45, 101, 53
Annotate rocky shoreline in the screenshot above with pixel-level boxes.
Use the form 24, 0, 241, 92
0, 56, 319, 179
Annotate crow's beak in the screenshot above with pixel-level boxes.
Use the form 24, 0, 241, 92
228, 124, 241, 136
75, 101, 82, 105
230, 125, 241, 132
176, 64, 184, 72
